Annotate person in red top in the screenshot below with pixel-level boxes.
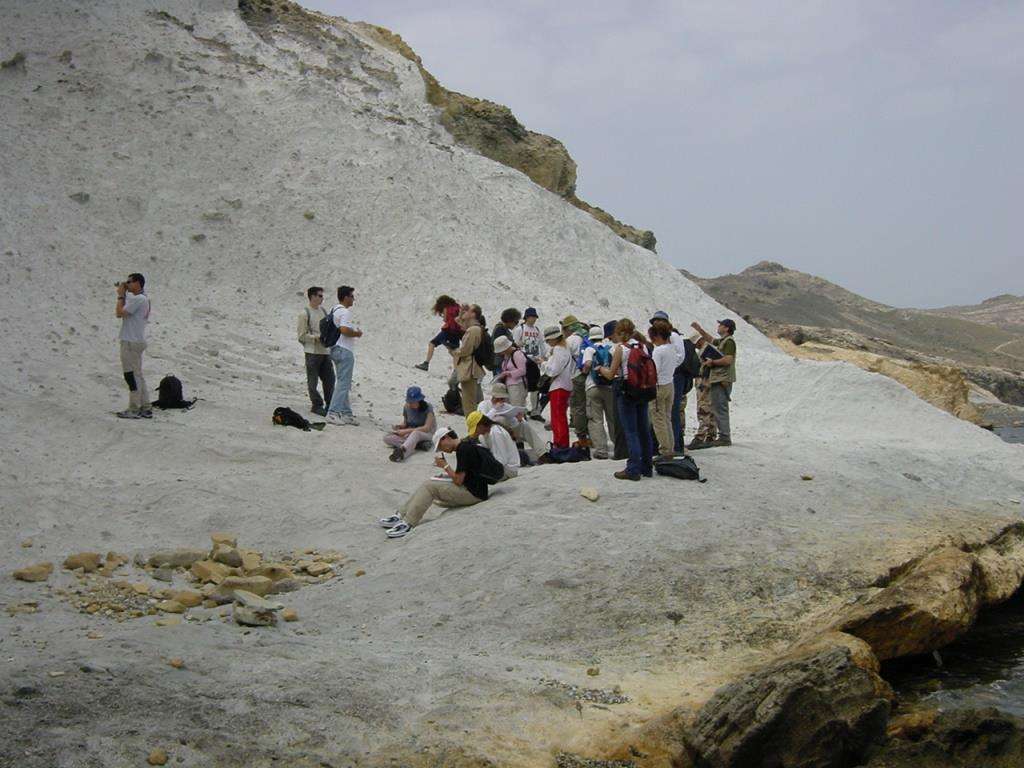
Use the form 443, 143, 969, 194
416, 295, 464, 371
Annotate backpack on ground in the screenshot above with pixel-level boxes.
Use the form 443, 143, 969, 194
319, 305, 341, 347
590, 345, 613, 387
153, 375, 196, 410
654, 454, 705, 482
442, 385, 464, 416
272, 406, 325, 432
473, 442, 506, 484
537, 441, 592, 464
474, 329, 495, 371
623, 344, 657, 402
525, 357, 541, 392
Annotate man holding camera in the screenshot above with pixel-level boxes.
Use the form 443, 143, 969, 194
115, 273, 151, 419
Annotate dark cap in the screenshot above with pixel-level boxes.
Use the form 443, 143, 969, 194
524, 307, 538, 318
719, 318, 736, 332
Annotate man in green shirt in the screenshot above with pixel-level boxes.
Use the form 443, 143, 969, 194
691, 319, 737, 447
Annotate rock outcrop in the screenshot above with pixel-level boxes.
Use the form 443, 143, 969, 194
865, 708, 1024, 767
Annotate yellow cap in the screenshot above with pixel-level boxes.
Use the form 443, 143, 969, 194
465, 410, 484, 437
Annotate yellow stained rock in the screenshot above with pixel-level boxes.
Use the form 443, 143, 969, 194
147, 748, 169, 766
154, 616, 181, 627
282, 608, 298, 622
254, 563, 294, 582
305, 562, 333, 577
211, 545, 243, 568
131, 583, 150, 595
157, 600, 186, 614
168, 658, 185, 669
214, 575, 273, 598
13, 562, 53, 582
190, 559, 230, 584
239, 550, 262, 571
172, 590, 203, 608
210, 532, 237, 548
63, 552, 102, 572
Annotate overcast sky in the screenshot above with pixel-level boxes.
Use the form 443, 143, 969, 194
307, 1, 1022, 308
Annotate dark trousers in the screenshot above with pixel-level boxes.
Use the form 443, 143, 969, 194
570, 376, 589, 439
305, 353, 334, 410
616, 388, 653, 477
671, 367, 690, 452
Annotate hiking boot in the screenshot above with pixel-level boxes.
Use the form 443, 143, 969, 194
688, 438, 712, 450
326, 412, 345, 426
378, 514, 403, 528
614, 470, 641, 481
529, 414, 545, 422
592, 451, 609, 460
311, 405, 327, 417
116, 410, 142, 419
414, 361, 429, 371
388, 447, 405, 463
386, 522, 411, 539
139, 409, 153, 419
709, 436, 732, 447
414, 440, 431, 451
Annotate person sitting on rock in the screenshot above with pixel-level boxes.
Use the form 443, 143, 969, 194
486, 382, 541, 461
383, 385, 437, 462
378, 426, 493, 539
467, 410, 518, 480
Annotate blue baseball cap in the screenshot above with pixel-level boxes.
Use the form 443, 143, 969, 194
650, 310, 670, 323
405, 385, 425, 402
524, 307, 538, 318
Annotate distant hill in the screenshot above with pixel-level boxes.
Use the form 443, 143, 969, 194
683, 261, 1024, 369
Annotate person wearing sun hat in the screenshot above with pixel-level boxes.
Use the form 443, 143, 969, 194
493, 334, 529, 407
377, 424, 491, 538
383, 385, 437, 462
542, 324, 574, 448
560, 314, 590, 445
467, 410, 519, 479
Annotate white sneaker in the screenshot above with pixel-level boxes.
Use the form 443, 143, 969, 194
326, 412, 345, 425
343, 414, 360, 426
385, 522, 411, 539
116, 410, 142, 420
378, 514, 402, 528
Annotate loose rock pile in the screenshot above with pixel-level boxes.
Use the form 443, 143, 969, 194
9, 533, 347, 629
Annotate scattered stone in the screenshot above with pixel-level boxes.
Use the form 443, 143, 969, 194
147, 549, 207, 569
7, 602, 39, 616
68, 191, 90, 204
801, 475, 814, 481
210, 532, 237, 548
282, 608, 298, 622
354, 570, 366, 577
303, 210, 315, 220
130, 583, 150, 595
168, 658, 185, 669
154, 616, 181, 627
147, 748, 169, 766
268, 578, 302, 594
539, 679, 630, 705
213, 575, 273, 599
157, 600, 186, 614
202, 599, 218, 609
903, 472, 923, 482
171, 590, 203, 608
191, 559, 231, 584
305, 562, 333, 577
20, 539, 32, 548
211, 545, 243, 568
240, 549, 262, 571
152, 568, 174, 583
63, 552, 102, 572
48, 670, 66, 678
190, 233, 206, 243
232, 589, 282, 611
13, 562, 53, 582
1, 51, 27, 73
86, 631, 103, 640
254, 563, 294, 582
580, 487, 600, 502
234, 605, 277, 627
886, 708, 937, 740
586, 667, 600, 677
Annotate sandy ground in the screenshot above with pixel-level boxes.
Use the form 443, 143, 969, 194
2, 2, 1023, 766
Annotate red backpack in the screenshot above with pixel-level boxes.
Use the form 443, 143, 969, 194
624, 343, 657, 402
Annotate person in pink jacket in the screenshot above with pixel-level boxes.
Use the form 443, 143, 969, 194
493, 335, 528, 407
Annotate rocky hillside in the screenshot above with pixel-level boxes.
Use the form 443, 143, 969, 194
926, 293, 1024, 335
686, 261, 1024, 406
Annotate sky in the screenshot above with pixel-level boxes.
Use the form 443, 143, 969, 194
307, 1, 1023, 308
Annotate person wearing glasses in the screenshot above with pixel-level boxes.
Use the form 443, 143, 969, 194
297, 286, 334, 416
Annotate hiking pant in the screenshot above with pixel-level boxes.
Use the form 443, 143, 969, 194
400, 480, 482, 527
671, 368, 689, 452
328, 346, 355, 416
507, 381, 528, 408
710, 382, 732, 439
694, 381, 717, 442
460, 378, 481, 418
586, 385, 615, 456
651, 382, 675, 457
305, 352, 334, 411
511, 420, 542, 458
120, 340, 150, 412
617, 389, 653, 477
569, 376, 589, 440
383, 430, 432, 457
549, 388, 571, 448
529, 389, 541, 416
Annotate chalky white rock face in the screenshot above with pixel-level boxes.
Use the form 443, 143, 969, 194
1, 2, 1022, 766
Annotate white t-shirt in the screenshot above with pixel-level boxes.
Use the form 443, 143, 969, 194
566, 333, 584, 378
512, 322, 545, 360
481, 425, 520, 469
669, 331, 688, 365
582, 342, 612, 391
652, 343, 681, 386
119, 293, 150, 342
544, 346, 574, 392
331, 305, 358, 351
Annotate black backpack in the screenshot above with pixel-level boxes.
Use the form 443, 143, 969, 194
319, 306, 342, 347
442, 385, 464, 415
654, 455, 705, 482
272, 406, 325, 432
537, 442, 592, 464
473, 443, 506, 484
525, 357, 541, 392
678, 338, 701, 378
473, 329, 495, 370
153, 375, 195, 410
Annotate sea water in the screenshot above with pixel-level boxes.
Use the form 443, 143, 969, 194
885, 427, 1024, 713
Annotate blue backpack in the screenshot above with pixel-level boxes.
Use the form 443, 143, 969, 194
589, 344, 613, 386
574, 334, 594, 371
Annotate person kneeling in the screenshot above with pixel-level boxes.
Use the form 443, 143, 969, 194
467, 411, 519, 480
379, 425, 498, 538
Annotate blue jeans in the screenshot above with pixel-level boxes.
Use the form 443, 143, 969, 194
616, 386, 653, 477
328, 346, 355, 416
671, 367, 688, 452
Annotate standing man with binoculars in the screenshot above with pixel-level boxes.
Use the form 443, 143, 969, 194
115, 273, 152, 419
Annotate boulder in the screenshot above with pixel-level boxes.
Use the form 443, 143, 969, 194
866, 708, 1024, 767
686, 641, 891, 768
211, 545, 243, 568
213, 575, 273, 600
13, 562, 53, 582
239, 549, 262, 571
306, 562, 333, 577
254, 563, 294, 582
63, 552, 102, 572
171, 590, 203, 608
157, 600, 186, 614
148, 549, 207, 569
232, 589, 282, 611
267, 578, 303, 594
152, 568, 174, 583
834, 547, 983, 660
190, 559, 231, 584
234, 605, 277, 627
209, 532, 237, 548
